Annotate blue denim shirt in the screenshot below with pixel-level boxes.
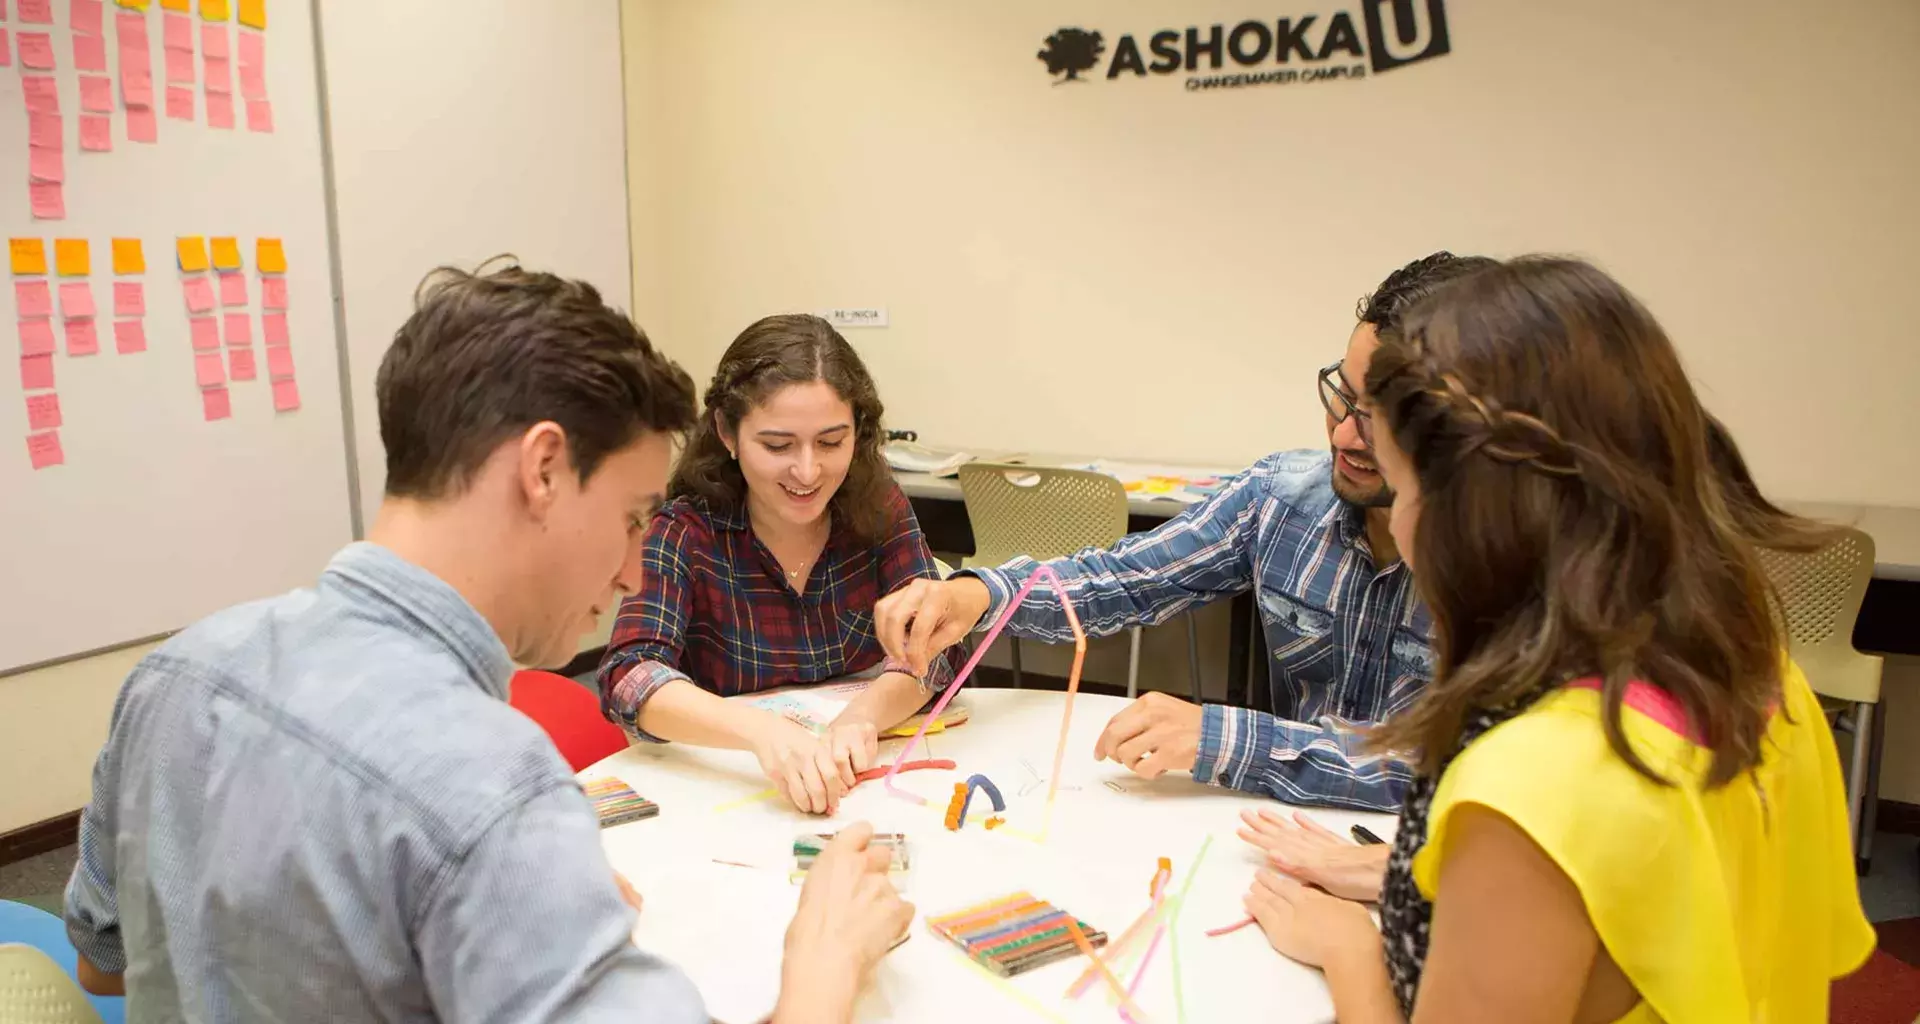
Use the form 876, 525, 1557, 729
63, 543, 705, 1023
967, 450, 1434, 811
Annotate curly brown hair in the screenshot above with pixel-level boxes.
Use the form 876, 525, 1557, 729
1364, 257, 1829, 788
670, 314, 893, 543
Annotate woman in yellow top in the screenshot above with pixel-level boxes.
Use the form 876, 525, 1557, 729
1241, 256, 1873, 1021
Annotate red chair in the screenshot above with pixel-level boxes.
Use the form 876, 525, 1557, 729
507, 670, 631, 772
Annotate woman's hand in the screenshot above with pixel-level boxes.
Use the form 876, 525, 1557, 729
1237, 808, 1390, 902
1244, 869, 1380, 969
750, 715, 849, 815
825, 717, 879, 783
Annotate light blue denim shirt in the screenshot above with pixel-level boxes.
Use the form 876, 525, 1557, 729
64, 542, 705, 1023
966, 449, 1434, 811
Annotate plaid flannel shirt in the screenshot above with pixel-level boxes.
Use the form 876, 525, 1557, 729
598, 484, 963, 741
963, 449, 1434, 811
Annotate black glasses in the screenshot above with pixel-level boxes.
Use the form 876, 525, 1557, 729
1317, 361, 1374, 447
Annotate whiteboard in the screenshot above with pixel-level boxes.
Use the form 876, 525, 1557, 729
0, 0, 353, 672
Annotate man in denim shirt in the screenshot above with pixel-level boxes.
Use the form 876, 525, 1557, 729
878, 253, 1494, 815
63, 261, 912, 1022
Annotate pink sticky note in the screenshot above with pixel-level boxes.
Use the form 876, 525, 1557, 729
115, 11, 148, 45
26, 393, 62, 431
73, 33, 107, 71
27, 430, 64, 470
260, 276, 287, 310
28, 146, 63, 183
19, 0, 54, 24
205, 90, 232, 129
194, 351, 224, 387
182, 276, 216, 313
163, 12, 193, 51
165, 84, 194, 120
71, 0, 105, 36
204, 56, 230, 93
15, 282, 54, 319
20, 353, 55, 390
78, 114, 112, 152
18, 31, 55, 69
0, 30, 11, 69
217, 272, 247, 307
23, 74, 60, 113
79, 74, 113, 113
113, 281, 144, 316
261, 311, 288, 346
238, 29, 264, 68
223, 312, 252, 347
164, 46, 194, 83
201, 385, 231, 420
28, 111, 62, 148
30, 181, 64, 220
238, 61, 266, 100
127, 105, 156, 143
244, 98, 271, 133
113, 318, 146, 353
58, 281, 95, 319
228, 346, 255, 380
18, 318, 56, 356
65, 318, 99, 356
122, 67, 153, 108
265, 343, 294, 379
188, 316, 218, 350
200, 23, 229, 59
272, 377, 300, 412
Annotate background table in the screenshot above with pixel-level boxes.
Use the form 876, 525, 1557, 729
587, 690, 1395, 1024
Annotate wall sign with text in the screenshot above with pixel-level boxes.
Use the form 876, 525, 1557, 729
1037, 0, 1450, 93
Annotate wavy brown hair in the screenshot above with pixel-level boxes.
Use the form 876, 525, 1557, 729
1365, 257, 1830, 787
670, 314, 893, 543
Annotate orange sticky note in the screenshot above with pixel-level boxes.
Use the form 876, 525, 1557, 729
198, 0, 227, 21
160, 0, 190, 10
10, 239, 50, 275
54, 239, 90, 276
117, 0, 152, 9
255, 238, 286, 274
236, 0, 264, 30
209, 236, 241, 270
112, 237, 145, 274
176, 235, 209, 272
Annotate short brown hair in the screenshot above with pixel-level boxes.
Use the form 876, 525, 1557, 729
671, 314, 892, 543
376, 257, 696, 500
1365, 257, 1822, 787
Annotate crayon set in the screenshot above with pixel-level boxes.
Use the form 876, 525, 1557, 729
583, 777, 658, 828
926, 891, 1106, 976
791, 832, 909, 883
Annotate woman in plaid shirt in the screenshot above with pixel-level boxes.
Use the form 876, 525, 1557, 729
596, 314, 964, 815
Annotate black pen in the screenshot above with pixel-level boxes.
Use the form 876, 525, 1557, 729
1351, 824, 1386, 846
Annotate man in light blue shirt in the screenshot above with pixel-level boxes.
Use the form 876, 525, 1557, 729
64, 260, 911, 1022
876, 253, 1495, 813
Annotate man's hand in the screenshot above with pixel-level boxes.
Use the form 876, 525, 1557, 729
775, 823, 915, 1024
750, 715, 850, 815
1237, 808, 1389, 902
1093, 692, 1203, 778
613, 871, 644, 915
75, 954, 125, 996
873, 578, 991, 677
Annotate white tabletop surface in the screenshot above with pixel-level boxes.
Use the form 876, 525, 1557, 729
586, 689, 1396, 1024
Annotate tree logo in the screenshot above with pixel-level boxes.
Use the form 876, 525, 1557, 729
1037, 28, 1105, 83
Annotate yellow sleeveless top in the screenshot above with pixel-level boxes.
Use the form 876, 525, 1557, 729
1411, 661, 1873, 1023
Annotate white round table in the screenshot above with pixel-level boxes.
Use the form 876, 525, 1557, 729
584, 689, 1398, 1024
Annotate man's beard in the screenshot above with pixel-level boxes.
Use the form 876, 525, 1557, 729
1330, 453, 1394, 509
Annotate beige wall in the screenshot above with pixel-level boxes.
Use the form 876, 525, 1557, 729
625, 0, 1920, 507
0, 644, 156, 831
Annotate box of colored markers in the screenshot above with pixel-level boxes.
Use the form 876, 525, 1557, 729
583, 777, 658, 828
790, 832, 909, 884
